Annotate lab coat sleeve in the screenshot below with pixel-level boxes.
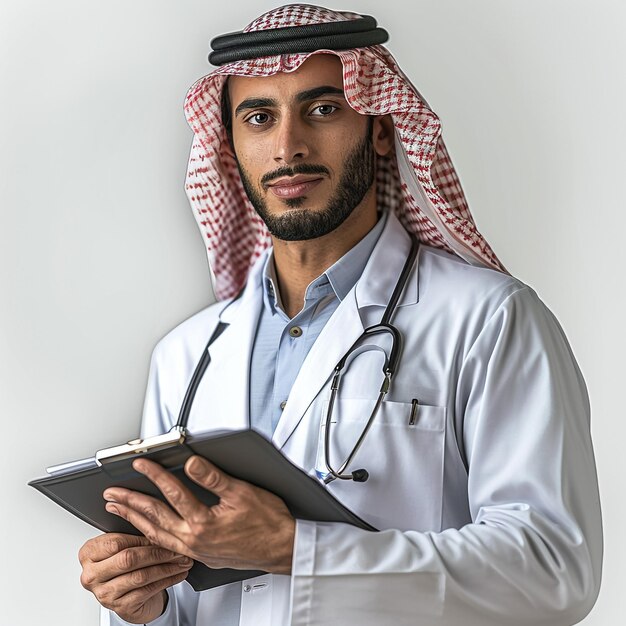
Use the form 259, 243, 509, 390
290, 287, 602, 626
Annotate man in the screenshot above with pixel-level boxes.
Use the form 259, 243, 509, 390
78, 5, 602, 625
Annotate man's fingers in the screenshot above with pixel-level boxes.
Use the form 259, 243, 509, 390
106, 560, 192, 596
78, 532, 194, 623
113, 570, 190, 618
86, 562, 191, 621
184, 455, 236, 497
112, 546, 192, 578
104, 486, 183, 528
126, 458, 205, 520
104, 501, 191, 557
79, 533, 151, 564
80, 543, 192, 587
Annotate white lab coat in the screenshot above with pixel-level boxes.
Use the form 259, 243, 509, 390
103, 211, 602, 626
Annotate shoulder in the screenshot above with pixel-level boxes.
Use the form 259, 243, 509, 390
420, 245, 524, 298
149, 248, 268, 365
150, 299, 230, 366
418, 244, 533, 313
414, 245, 562, 348
414, 247, 585, 391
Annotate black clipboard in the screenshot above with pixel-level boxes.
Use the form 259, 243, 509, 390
29, 428, 376, 591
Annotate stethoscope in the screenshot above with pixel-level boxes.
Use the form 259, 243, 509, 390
318, 235, 419, 484
175, 235, 419, 486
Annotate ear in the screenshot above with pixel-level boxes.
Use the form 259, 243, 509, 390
372, 115, 395, 157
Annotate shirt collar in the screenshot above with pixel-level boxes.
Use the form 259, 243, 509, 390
261, 210, 388, 315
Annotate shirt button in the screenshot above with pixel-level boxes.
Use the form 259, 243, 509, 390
289, 326, 303, 337
280, 401, 287, 410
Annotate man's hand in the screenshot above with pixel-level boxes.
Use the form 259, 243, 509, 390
102, 456, 296, 574
78, 533, 193, 624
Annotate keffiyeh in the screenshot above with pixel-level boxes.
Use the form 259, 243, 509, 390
183, 3, 505, 299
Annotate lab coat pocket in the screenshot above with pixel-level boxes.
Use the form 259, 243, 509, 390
316, 398, 446, 532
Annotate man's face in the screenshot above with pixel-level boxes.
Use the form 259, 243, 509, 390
227, 55, 377, 241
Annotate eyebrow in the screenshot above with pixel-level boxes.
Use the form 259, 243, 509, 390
234, 98, 276, 117
234, 85, 345, 117
296, 85, 345, 102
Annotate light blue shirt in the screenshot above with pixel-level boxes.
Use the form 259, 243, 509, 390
249, 212, 387, 437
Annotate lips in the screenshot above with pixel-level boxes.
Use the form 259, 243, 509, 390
266, 175, 324, 199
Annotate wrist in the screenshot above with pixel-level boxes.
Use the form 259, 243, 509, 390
125, 590, 168, 624
270, 517, 295, 575
159, 590, 168, 616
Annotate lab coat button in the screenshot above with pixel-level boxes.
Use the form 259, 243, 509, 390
280, 401, 287, 410
243, 585, 251, 592
289, 326, 303, 337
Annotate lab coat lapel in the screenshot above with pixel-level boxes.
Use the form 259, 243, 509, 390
271, 290, 365, 449
272, 211, 417, 449
189, 260, 265, 433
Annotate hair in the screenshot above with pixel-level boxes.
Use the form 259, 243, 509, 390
220, 77, 234, 150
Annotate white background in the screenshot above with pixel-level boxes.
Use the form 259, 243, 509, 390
1, 0, 623, 623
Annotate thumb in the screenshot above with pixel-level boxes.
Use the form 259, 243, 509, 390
184, 455, 234, 497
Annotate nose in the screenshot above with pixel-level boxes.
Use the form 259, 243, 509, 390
273, 114, 310, 165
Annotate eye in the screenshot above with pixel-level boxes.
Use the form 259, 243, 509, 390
310, 104, 338, 117
245, 112, 272, 126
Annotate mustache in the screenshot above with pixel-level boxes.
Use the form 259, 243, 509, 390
261, 164, 329, 187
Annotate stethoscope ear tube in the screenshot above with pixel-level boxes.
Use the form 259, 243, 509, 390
176, 321, 228, 430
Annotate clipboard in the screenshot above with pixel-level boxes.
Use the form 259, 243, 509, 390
29, 428, 376, 591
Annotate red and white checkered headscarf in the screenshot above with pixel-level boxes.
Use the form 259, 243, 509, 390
184, 3, 505, 300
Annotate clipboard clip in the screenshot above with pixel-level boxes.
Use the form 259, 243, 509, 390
95, 426, 187, 465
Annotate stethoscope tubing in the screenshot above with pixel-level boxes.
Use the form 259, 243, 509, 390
322, 235, 419, 483
175, 234, 419, 487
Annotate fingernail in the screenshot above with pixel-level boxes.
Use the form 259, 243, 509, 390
188, 457, 206, 477
176, 557, 193, 566
106, 503, 120, 516
132, 459, 147, 473
103, 492, 115, 502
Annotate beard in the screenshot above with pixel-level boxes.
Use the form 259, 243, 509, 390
236, 126, 376, 241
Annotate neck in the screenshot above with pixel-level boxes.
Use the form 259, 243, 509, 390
271, 193, 378, 318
